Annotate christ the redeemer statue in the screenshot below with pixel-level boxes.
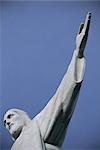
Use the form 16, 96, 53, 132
3, 12, 91, 150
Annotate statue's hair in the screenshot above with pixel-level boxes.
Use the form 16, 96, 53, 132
4, 108, 31, 125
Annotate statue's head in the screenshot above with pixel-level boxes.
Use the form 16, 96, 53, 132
3, 108, 31, 140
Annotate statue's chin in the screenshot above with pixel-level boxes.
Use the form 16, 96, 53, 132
9, 125, 23, 140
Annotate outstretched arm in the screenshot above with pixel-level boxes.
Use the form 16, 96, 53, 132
36, 12, 91, 147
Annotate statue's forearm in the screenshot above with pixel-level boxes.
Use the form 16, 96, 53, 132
55, 50, 86, 112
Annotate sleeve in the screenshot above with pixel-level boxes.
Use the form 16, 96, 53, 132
35, 50, 86, 147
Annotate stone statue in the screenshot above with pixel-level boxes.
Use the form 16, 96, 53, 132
3, 12, 91, 150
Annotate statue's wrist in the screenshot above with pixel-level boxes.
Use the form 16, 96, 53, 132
78, 49, 84, 58
75, 48, 84, 58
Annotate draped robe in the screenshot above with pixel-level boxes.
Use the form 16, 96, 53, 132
11, 50, 86, 150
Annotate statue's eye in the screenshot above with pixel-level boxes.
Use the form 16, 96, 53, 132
4, 120, 6, 126
7, 114, 14, 119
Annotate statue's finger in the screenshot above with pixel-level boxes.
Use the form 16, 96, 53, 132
83, 12, 91, 34
78, 23, 84, 34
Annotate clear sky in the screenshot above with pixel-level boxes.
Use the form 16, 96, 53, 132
1, 1, 100, 150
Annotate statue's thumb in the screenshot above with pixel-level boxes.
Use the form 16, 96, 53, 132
78, 23, 84, 34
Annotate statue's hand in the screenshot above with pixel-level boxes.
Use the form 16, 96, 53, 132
76, 12, 91, 58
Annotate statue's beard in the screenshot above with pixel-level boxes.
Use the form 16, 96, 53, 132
9, 122, 24, 141
11, 127, 23, 141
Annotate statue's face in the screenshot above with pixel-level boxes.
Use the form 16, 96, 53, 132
3, 109, 25, 138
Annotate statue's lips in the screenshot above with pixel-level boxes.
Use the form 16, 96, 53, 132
9, 123, 14, 130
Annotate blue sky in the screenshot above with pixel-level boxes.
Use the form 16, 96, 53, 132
1, 1, 100, 150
